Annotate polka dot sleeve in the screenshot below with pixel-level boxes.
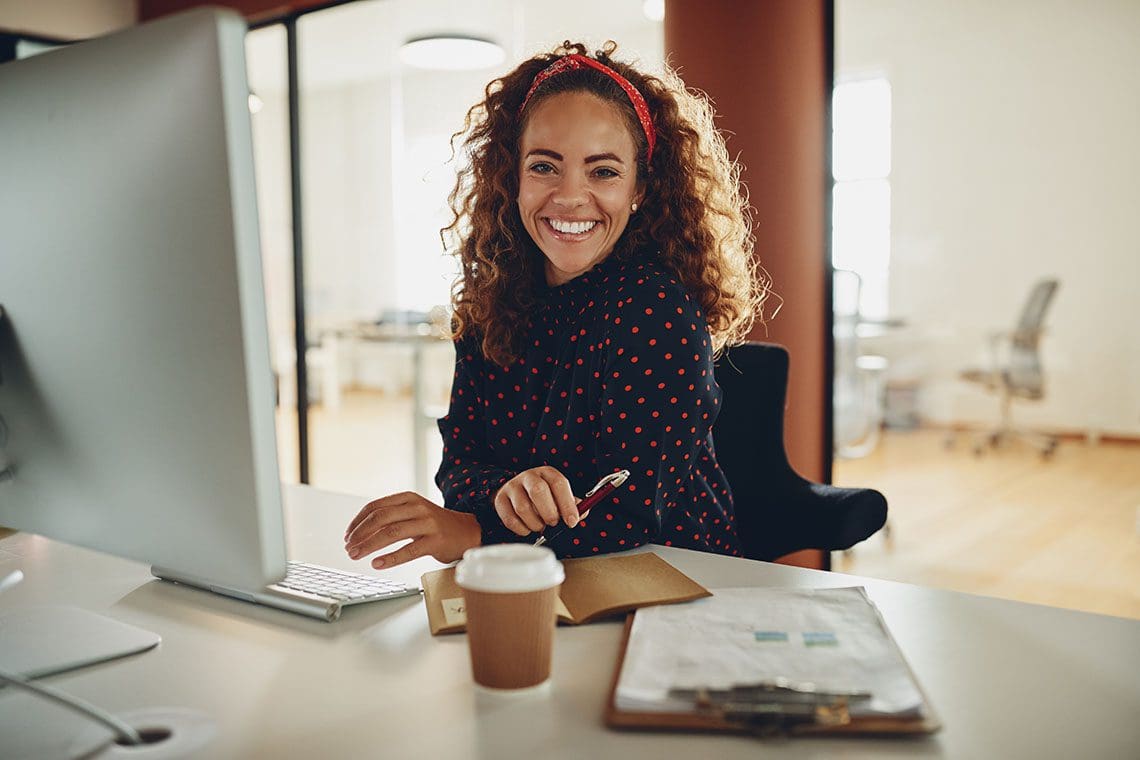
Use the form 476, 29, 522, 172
575, 276, 722, 552
434, 337, 523, 545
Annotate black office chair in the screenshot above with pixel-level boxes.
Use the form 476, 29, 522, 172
713, 342, 887, 562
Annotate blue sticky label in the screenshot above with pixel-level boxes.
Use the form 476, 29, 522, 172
803, 631, 838, 647
753, 631, 789, 642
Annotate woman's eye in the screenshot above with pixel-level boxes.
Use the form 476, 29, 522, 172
594, 167, 619, 179
528, 162, 554, 174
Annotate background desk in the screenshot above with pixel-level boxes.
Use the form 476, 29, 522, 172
320, 322, 450, 493
2, 485, 1138, 758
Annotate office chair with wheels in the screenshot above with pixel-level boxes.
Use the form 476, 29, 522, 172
713, 342, 888, 562
954, 278, 1060, 459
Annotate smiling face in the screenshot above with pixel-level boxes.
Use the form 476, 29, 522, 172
517, 91, 643, 287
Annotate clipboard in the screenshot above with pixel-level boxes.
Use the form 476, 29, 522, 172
604, 598, 942, 737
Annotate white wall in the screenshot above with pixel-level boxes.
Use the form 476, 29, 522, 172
838, 0, 1140, 437
0, 0, 135, 38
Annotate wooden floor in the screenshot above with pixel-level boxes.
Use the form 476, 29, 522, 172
276, 391, 446, 502
279, 391, 1140, 621
834, 428, 1140, 620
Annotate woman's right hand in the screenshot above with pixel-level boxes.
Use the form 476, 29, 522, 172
343, 492, 481, 568
494, 466, 581, 536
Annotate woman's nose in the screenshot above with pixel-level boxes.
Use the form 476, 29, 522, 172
551, 174, 588, 208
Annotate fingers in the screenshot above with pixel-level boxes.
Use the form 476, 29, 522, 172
344, 492, 430, 553
524, 476, 560, 527
346, 517, 435, 560
372, 535, 436, 570
550, 477, 580, 527
345, 504, 417, 549
494, 487, 535, 536
494, 467, 579, 536
345, 491, 414, 538
529, 467, 578, 527
345, 495, 482, 568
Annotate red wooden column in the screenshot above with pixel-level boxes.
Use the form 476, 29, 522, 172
666, 0, 832, 569
139, 1, 329, 23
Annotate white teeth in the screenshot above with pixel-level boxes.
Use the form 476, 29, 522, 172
549, 219, 598, 235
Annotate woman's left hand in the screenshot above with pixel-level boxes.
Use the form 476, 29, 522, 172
343, 492, 482, 569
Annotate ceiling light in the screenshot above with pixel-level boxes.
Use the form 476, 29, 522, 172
399, 36, 505, 71
643, 0, 665, 22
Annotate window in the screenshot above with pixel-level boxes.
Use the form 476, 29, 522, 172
832, 77, 891, 320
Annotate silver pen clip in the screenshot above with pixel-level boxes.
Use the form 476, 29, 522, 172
584, 469, 630, 497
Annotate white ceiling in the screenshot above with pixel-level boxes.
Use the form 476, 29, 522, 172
246, 0, 662, 93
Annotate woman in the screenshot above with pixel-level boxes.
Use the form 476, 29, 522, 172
345, 41, 765, 569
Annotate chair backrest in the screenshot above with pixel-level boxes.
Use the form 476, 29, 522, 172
1009, 279, 1058, 395
713, 342, 888, 561
1015, 279, 1059, 342
712, 342, 796, 558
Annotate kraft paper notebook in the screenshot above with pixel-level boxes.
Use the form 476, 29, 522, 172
421, 551, 711, 636
604, 586, 941, 737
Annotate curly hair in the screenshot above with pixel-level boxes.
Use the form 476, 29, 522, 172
442, 40, 767, 367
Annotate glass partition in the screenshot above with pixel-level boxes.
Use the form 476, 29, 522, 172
244, 0, 663, 499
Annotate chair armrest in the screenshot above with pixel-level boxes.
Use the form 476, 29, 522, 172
741, 478, 888, 562
989, 327, 1044, 341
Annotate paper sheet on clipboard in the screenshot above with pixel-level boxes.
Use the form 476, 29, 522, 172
614, 587, 926, 718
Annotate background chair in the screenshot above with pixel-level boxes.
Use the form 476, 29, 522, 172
955, 278, 1060, 459
832, 268, 889, 458
713, 342, 888, 562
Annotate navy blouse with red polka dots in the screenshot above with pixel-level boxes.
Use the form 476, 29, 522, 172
435, 253, 741, 558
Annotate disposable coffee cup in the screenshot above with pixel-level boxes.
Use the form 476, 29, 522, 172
455, 545, 565, 691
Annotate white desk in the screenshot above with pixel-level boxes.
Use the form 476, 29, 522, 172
2, 485, 1138, 758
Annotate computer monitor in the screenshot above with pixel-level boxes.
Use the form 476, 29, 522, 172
0, 9, 286, 593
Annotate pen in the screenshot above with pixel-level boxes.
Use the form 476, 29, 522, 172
534, 469, 631, 547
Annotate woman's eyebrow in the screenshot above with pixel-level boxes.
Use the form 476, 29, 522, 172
585, 152, 624, 164
525, 148, 563, 160
523, 149, 625, 165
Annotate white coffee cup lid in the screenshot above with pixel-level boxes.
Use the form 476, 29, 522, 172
455, 545, 565, 593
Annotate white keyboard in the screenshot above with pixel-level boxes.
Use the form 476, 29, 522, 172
270, 561, 418, 605
153, 560, 422, 622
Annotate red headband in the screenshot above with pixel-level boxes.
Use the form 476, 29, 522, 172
518, 53, 656, 162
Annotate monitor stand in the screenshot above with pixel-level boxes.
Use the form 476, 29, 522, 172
0, 605, 160, 679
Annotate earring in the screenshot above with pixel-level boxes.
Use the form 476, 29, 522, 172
631, 202, 638, 212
